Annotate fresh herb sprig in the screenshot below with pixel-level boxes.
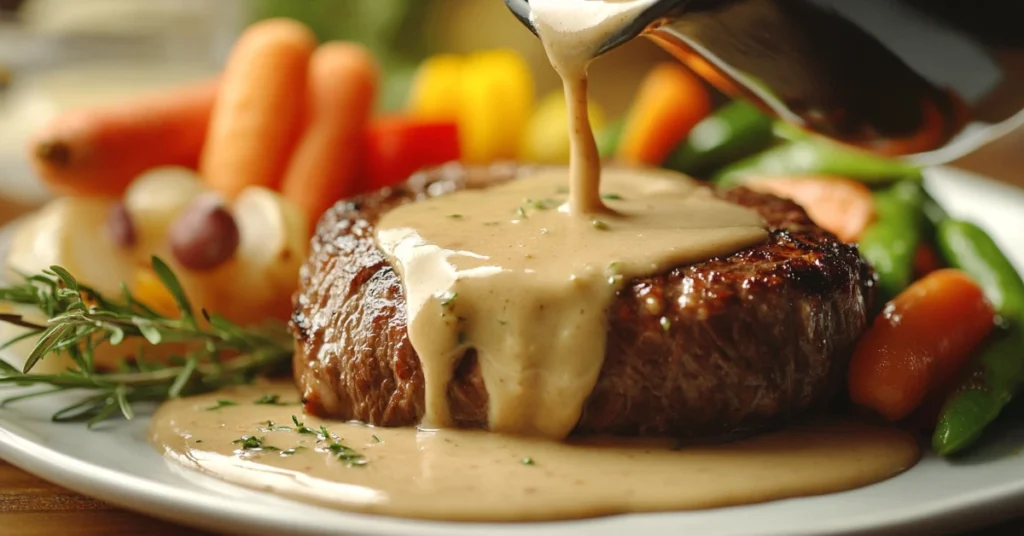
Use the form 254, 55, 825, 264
0, 257, 294, 427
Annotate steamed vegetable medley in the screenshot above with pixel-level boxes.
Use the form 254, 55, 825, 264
6, 17, 1024, 457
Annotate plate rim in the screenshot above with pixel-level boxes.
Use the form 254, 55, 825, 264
0, 165, 1023, 536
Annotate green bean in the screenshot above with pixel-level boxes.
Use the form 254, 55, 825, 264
712, 139, 920, 187
663, 100, 774, 177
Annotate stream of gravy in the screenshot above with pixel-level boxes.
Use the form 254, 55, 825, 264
151, 384, 920, 522
528, 0, 659, 214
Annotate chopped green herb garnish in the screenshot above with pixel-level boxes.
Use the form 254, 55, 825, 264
261, 420, 292, 432
521, 457, 535, 466
314, 425, 368, 467
526, 198, 560, 211
660, 317, 672, 331
195, 440, 203, 444
232, 435, 279, 451
205, 400, 238, 411
291, 415, 317, 435
438, 291, 458, 308
372, 434, 383, 444
447, 214, 464, 219
515, 206, 527, 219
602, 193, 624, 201
255, 394, 292, 406
591, 220, 610, 231
608, 261, 623, 272
327, 441, 368, 467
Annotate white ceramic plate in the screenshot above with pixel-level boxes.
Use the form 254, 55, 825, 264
0, 166, 1023, 536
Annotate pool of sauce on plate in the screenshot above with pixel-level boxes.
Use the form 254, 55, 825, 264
151, 0, 922, 521
151, 384, 920, 522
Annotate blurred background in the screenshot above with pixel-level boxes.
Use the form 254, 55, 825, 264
0, 0, 677, 217
0, 0, 1022, 223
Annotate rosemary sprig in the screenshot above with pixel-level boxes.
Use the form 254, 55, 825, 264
0, 257, 294, 427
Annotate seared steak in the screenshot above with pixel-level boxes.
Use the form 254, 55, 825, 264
291, 162, 875, 440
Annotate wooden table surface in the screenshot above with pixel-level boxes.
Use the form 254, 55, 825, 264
1, 104, 1024, 536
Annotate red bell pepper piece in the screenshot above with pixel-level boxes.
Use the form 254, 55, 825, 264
365, 116, 460, 191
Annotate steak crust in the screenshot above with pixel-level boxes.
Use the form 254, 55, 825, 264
291, 162, 875, 440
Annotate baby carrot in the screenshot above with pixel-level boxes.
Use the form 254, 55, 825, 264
280, 42, 379, 231
616, 62, 712, 166
28, 79, 218, 198
848, 269, 996, 422
743, 176, 875, 243
201, 18, 317, 198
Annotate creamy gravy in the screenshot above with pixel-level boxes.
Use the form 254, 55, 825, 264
376, 169, 766, 438
151, 384, 920, 522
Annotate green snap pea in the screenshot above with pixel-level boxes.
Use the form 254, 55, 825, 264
711, 138, 921, 187
933, 327, 1024, 456
663, 100, 774, 178
931, 219, 1024, 456
857, 181, 925, 306
596, 118, 625, 160
920, 189, 949, 235
936, 220, 1024, 324
772, 120, 810, 142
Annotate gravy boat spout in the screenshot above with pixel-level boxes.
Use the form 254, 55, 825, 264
503, 0, 1024, 166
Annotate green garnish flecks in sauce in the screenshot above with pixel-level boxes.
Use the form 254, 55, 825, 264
255, 394, 293, 406
205, 400, 238, 411
232, 435, 279, 451
291, 416, 317, 435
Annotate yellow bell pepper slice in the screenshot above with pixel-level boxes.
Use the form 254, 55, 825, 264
520, 91, 606, 165
406, 54, 465, 121
458, 49, 534, 163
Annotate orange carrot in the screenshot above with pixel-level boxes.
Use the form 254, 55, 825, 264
28, 79, 218, 198
616, 63, 712, 166
744, 176, 876, 243
280, 42, 379, 231
848, 269, 996, 422
201, 18, 317, 198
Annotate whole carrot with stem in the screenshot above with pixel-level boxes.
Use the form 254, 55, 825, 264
280, 42, 379, 231
28, 79, 218, 198
201, 18, 317, 199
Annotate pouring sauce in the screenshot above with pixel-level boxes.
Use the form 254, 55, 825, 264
377, 168, 766, 438
151, 0, 921, 521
